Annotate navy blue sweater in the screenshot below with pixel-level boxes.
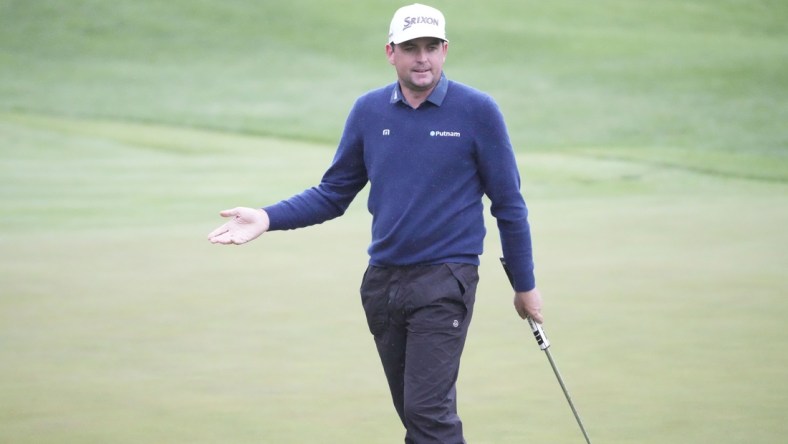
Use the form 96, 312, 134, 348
264, 74, 536, 291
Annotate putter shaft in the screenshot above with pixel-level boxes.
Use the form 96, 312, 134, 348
544, 346, 592, 444
501, 258, 592, 444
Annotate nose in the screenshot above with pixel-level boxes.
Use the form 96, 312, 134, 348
415, 47, 428, 62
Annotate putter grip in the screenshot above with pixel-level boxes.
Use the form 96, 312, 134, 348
500, 257, 551, 350
527, 317, 550, 350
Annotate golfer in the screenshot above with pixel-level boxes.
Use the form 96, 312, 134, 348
208, 3, 543, 442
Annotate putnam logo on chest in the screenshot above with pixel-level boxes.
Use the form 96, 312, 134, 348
430, 130, 461, 138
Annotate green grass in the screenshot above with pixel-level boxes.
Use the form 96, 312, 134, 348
1, 1, 788, 443
2, 0, 787, 175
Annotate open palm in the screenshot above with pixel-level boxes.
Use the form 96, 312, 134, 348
207, 207, 270, 245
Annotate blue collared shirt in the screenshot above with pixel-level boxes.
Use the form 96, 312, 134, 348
389, 72, 449, 107
266, 74, 536, 291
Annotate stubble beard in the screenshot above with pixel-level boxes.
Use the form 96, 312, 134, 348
404, 67, 437, 92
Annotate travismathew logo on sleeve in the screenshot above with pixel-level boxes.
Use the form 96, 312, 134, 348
430, 130, 461, 138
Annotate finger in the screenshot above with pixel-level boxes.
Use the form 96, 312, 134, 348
207, 224, 230, 240
209, 231, 235, 245
212, 229, 254, 245
528, 309, 544, 324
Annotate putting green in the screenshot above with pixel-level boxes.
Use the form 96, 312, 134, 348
1, 113, 786, 443
1, 0, 786, 441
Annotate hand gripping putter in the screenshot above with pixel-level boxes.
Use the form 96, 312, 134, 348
500, 257, 592, 444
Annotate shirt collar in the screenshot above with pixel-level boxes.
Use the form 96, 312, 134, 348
390, 72, 449, 107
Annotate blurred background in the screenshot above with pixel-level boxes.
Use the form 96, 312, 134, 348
1, 1, 786, 442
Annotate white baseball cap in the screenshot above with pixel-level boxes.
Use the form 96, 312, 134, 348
387, 3, 448, 45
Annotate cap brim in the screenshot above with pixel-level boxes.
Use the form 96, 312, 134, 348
391, 32, 448, 44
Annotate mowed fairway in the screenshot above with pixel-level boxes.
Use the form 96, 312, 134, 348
2, 1, 787, 443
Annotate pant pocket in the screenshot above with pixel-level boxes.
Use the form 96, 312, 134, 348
360, 266, 389, 335
445, 263, 479, 310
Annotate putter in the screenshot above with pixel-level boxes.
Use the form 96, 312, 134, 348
500, 257, 592, 444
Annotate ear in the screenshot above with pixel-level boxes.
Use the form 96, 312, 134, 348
386, 43, 396, 65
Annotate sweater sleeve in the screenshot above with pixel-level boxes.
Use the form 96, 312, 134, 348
263, 100, 368, 231
475, 96, 536, 292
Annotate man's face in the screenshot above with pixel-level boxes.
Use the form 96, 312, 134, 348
386, 37, 448, 93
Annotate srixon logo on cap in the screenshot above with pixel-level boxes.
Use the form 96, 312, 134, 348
402, 16, 440, 30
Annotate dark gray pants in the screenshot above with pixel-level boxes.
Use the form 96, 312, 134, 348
360, 263, 478, 444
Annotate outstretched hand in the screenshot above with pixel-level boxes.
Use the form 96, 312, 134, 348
514, 288, 544, 324
207, 207, 270, 245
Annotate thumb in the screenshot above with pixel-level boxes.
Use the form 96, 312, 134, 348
219, 208, 240, 218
